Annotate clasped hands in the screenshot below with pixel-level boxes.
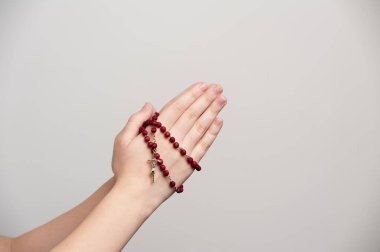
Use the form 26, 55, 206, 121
111, 83, 227, 206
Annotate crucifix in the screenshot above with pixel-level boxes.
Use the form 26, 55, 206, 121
147, 158, 157, 183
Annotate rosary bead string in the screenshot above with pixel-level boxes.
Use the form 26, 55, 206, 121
139, 111, 202, 194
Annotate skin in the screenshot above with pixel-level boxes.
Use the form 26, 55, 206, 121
0, 82, 227, 252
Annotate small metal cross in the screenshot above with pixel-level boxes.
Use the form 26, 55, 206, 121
147, 159, 157, 183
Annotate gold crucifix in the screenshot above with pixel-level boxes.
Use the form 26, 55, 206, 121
147, 158, 158, 183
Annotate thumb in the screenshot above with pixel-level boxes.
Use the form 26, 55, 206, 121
120, 102, 155, 145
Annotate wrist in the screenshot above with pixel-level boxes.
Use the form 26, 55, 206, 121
113, 179, 163, 216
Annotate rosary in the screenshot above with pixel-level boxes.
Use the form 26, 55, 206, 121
139, 112, 202, 193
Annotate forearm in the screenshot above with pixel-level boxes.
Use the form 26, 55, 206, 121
51, 181, 161, 252
11, 176, 116, 252
0, 237, 12, 252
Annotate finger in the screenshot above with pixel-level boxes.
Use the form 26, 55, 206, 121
169, 84, 223, 141
181, 94, 227, 151
191, 117, 223, 162
158, 82, 208, 129
119, 102, 155, 144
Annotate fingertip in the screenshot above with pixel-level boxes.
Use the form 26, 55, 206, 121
217, 95, 227, 105
212, 84, 223, 94
199, 82, 208, 91
141, 102, 156, 119
141, 102, 148, 110
141, 102, 152, 111
215, 117, 223, 126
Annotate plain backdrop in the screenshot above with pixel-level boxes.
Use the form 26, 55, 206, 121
1, 1, 379, 251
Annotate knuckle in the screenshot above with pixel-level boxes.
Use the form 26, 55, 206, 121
173, 101, 186, 113
114, 133, 127, 147
128, 113, 139, 123
194, 122, 207, 135
205, 93, 215, 104
200, 140, 210, 152
209, 126, 219, 137
210, 103, 220, 114
186, 109, 198, 121
207, 129, 219, 140
190, 89, 199, 100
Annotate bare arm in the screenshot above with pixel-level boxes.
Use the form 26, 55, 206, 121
0, 236, 12, 252
3, 176, 116, 252
52, 83, 226, 251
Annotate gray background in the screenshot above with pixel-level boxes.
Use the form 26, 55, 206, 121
1, 1, 379, 251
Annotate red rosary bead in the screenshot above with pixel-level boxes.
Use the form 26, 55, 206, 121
169, 137, 175, 143
191, 160, 201, 171
144, 136, 150, 142
169, 181, 176, 188
159, 164, 166, 171
173, 142, 179, 148
176, 184, 184, 193
163, 170, 169, 176
142, 120, 150, 127
180, 149, 186, 155
160, 126, 166, 133
140, 126, 148, 136
151, 127, 157, 133
152, 121, 161, 127
155, 153, 160, 159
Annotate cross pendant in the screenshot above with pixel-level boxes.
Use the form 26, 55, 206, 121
147, 159, 157, 183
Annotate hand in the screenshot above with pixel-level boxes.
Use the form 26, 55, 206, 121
111, 82, 227, 205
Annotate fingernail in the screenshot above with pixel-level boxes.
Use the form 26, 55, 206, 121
218, 95, 227, 105
215, 117, 223, 125
213, 84, 223, 94
199, 83, 208, 91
